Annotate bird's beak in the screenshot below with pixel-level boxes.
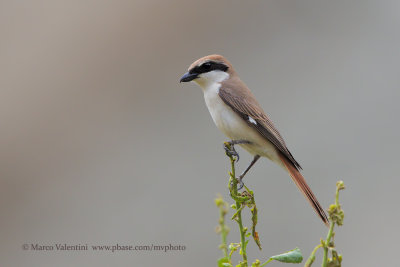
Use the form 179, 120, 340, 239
180, 72, 198, 83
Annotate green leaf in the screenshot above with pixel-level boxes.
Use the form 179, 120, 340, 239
270, 247, 303, 263
218, 257, 232, 267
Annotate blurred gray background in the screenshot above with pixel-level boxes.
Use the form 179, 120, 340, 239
1, 1, 399, 266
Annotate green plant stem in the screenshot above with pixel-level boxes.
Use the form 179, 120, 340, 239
322, 182, 343, 267
230, 157, 248, 266
260, 258, 273, 266
220, 208, 228, 258
304, 244, 322, 267
335, 184, 341, 206
322, 217, 335, 266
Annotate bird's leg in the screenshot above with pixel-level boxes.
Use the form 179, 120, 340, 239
223, 139, 251, 162
237, 155, 260, 190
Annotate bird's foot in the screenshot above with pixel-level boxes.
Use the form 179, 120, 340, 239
224, 141, 240, 162
229, 175, 245, 191
237, 176, 244, 190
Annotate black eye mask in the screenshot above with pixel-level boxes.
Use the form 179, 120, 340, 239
190, 61, 229, 75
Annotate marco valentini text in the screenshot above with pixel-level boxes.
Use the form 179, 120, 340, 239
24, 243, 186, 252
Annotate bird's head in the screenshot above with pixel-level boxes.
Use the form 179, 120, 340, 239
180, 55, 234, 88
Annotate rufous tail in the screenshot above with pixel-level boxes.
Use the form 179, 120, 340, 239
278, 152, 329, 226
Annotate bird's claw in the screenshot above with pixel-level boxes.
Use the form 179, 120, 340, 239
237, 176, 244, 190
229, 176, 245, 191
224, 142, 240, 162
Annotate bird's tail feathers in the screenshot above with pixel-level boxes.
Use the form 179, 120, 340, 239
278, 152, 329, 227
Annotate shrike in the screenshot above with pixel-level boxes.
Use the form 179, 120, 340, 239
180, 54, 329, 226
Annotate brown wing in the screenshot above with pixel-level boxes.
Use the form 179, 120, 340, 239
219, 77, 302, 169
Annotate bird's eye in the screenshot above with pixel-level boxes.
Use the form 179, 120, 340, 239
202, 62, 212, 70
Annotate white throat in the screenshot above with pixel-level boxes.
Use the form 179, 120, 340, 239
194, 70, 230, 91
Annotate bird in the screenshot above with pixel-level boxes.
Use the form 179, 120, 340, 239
180, 54, 329, 226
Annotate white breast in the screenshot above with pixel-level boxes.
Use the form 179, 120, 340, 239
203, 83, 241, 138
